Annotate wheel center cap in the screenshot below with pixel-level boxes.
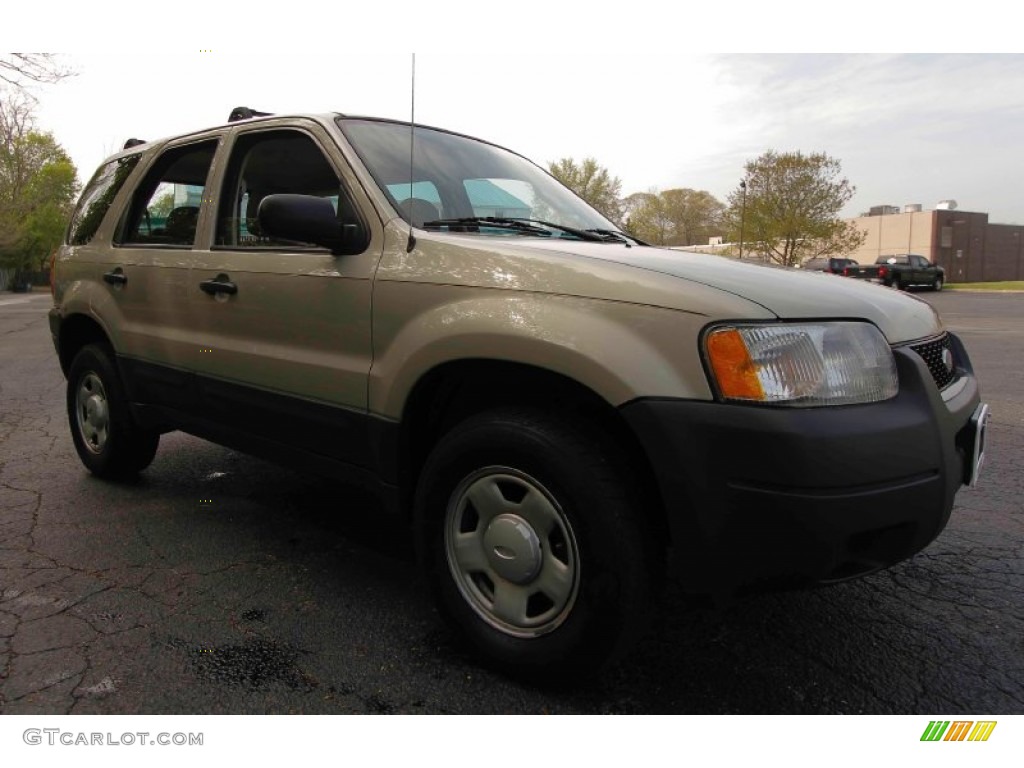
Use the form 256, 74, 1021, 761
86, 395, 107, 425
482, 514, 542, 584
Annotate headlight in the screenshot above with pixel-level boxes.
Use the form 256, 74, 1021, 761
704, 322, 897, 406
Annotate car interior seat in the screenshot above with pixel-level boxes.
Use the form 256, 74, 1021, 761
398, 197, 441, 227
163, 206, 200, 244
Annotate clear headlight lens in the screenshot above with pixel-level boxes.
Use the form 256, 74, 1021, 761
704, 322, 897, 406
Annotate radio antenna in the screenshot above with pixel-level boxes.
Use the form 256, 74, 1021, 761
406, 53, 416, 253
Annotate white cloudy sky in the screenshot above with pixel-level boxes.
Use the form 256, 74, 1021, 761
15, 13, 1024, 225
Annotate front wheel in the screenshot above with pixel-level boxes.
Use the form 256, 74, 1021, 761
933, 276, 943, 292
67, 344, 159, 479
415, 408, 657, 679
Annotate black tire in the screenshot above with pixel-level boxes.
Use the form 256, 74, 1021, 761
933, 276, 943, 292
67, 343, 159, 479
890, 276, 902, 290
414, 408, 656, 679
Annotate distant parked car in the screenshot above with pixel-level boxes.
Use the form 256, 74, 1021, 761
801, 257, 859, 274
843, 254, 945, 291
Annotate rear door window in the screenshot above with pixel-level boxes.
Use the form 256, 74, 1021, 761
119, 140, 219, 247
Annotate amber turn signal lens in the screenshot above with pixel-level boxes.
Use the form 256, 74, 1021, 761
705, 328, 764, 400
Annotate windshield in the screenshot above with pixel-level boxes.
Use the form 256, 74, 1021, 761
338, 118, 619, 237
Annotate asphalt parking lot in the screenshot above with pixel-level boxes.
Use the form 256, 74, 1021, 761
0, 289, 1021, 714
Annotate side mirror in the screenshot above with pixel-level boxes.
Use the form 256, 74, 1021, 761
258, 194, 367, 255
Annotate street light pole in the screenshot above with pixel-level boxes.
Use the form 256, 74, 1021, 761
739, 180, 747, 260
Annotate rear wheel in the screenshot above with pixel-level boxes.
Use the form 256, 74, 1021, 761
933, 276, 943, 292
67, 344, 159, 478
415, 408, 657, 679
890, 276, 902, 290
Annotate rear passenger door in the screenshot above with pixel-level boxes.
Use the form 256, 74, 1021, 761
185, 122, 384, 465
109, 137, 220, 409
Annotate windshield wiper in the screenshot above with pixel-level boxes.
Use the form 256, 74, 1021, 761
585, 229, 648, 247
422, 217, 551, 236
423, 217, 607, 242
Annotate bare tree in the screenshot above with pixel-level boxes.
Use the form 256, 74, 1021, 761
0, 54, 74, 97
0, 92, 34, 150
0, 95, 36, 250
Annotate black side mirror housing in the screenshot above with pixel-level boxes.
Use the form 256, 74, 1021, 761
257, 194, 367, 256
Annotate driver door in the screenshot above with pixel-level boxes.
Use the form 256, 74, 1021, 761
185, 123, 384, 466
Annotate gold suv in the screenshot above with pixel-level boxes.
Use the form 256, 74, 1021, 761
50, 108, 989, 677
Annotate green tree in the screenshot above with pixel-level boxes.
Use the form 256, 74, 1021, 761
148, 191, 175, 219
623, 188, 725, 247
19, 160, 79, 270
0, 96, 79, 276
728, 150, 865, 266
622, 192, 670, 244
548, 157, 623, 223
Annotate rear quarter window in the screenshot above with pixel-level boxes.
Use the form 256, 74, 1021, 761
67, 154, 142, 245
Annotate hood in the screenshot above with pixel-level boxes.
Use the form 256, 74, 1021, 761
499, 240, 944, 344
396, 231, 943, 345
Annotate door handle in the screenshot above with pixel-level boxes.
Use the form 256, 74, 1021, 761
103, 269, 127, 286
199, 274, 238, 296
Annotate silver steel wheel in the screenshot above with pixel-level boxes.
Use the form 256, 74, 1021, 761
75, 372, 110, 454
444, 466, 580, 638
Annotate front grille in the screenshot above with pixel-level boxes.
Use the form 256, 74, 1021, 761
909, 334, 957, 390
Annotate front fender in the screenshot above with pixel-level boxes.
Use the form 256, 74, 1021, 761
368, 283, 715, 419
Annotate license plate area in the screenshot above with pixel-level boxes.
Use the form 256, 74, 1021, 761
963, 403, 991, 487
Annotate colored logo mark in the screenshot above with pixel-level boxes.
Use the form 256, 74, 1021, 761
920, 721, 997, 742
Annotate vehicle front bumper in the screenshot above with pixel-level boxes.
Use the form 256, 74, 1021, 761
620, 333, 983, 593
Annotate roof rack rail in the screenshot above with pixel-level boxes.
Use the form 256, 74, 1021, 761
228, 106, 273, 123
123, 138, 146, 149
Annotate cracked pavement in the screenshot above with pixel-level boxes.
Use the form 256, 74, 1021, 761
0, 290, 1021, 714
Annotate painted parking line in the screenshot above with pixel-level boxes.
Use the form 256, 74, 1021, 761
0, 294, 49, 308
